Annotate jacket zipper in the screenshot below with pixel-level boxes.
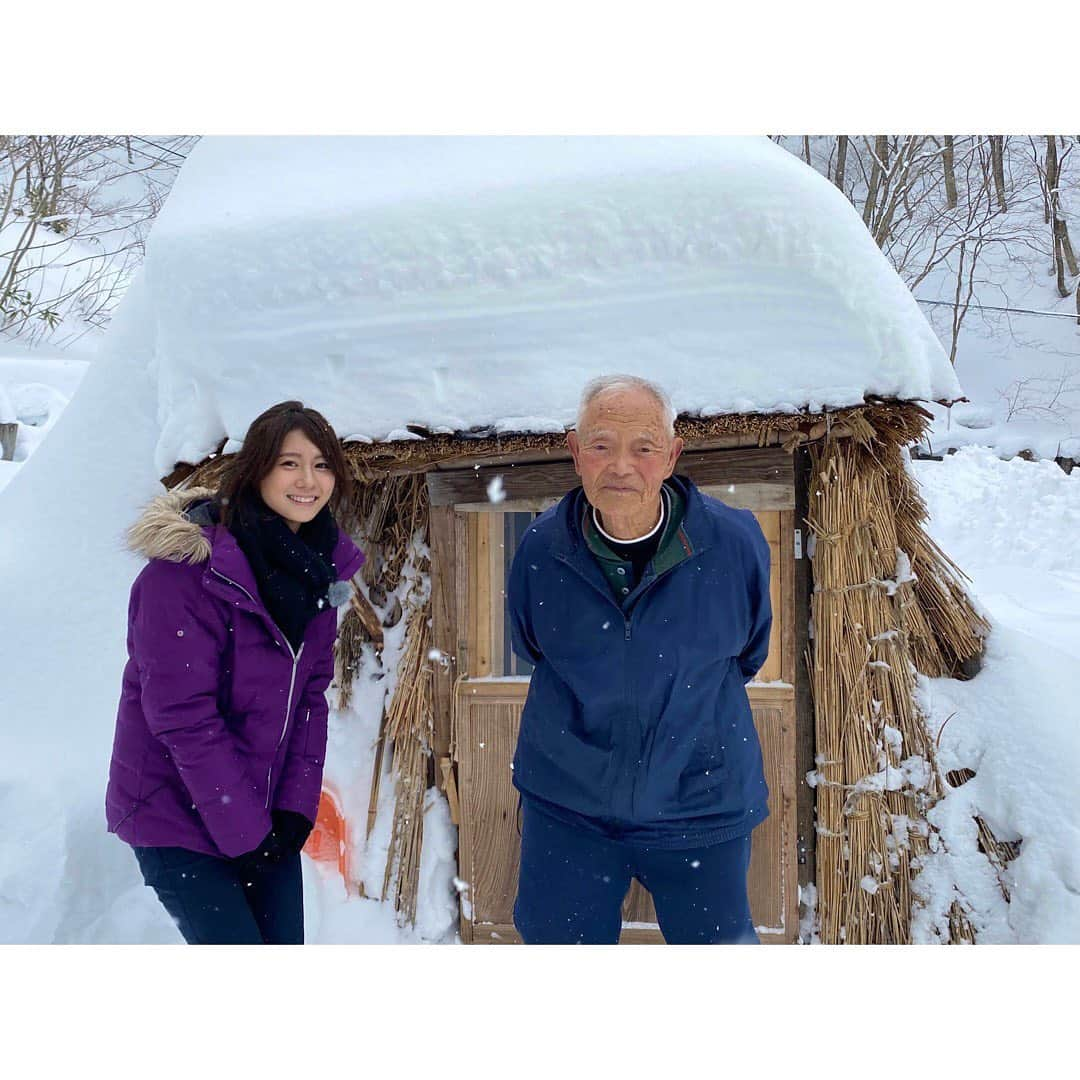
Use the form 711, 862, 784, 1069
552, 552, 690, 646
210, 566, 300, 654
209, 566, 304, 805
553, 549, 695, 819
266, 645, 304, 807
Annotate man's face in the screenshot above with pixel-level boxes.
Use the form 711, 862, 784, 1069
567, 387, 683, 526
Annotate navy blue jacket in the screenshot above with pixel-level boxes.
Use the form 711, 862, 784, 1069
508, 475, 772, 845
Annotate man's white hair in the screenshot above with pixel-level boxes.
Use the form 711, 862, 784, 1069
575, 374, 677, 437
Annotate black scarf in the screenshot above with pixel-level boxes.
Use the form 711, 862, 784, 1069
228, 490, 341, 652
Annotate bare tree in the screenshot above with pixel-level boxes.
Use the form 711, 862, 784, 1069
862, 135, 890, 231
834, 135, 849, 195
990, 136, 1008, 212
0, 135, 198, 345
777, 135, 1058, 366
942, 136, 958, 209
1042, 135, 1079, 297
997, 367, 1080, 421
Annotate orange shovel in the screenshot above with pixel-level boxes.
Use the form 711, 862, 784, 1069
303, 786, 351, 888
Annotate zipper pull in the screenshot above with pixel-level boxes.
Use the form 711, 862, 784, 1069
624, 620, 632, 641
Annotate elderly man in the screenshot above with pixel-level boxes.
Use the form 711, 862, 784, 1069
507, 374, 772, 944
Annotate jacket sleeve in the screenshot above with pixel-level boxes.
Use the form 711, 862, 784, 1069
132, 560, 271, 857
507, 538, 543, 665
736, 522, 773, 684
272, 620, 334, 823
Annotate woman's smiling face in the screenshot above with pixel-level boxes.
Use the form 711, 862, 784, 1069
258, 428, 336, 532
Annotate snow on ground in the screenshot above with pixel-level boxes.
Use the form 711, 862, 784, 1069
0, 350, 89, 494
910, 447, 1080, 943
922, 339, 1080, 464
141, 136, 959, 473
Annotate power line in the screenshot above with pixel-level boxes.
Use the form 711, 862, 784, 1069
915, 296, 1079, 321
101, 137, 184, 170
130, 136, 192, 162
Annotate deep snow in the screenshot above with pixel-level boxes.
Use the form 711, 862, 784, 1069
910, 448, 1080, 943
0, 350, 88, 494
140, 136, 959, 472
0, 284, 458, 943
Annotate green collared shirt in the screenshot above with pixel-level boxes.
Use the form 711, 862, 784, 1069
581, 481, 691, 609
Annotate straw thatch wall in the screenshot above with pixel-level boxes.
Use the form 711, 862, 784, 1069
805, 411, 989, 943
172, 400, 990, 940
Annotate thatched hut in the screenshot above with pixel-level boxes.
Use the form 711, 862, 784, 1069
150, 136, 988, 944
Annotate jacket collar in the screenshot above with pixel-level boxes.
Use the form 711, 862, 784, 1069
127, 485, 364, 613
205, 525, 264, 608
582, 484, 692, 577
207, 522, 364, 611
551, 474, 712, 562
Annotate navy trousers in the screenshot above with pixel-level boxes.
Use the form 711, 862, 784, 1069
514, 799, 759, 944
133, 846, 304, 945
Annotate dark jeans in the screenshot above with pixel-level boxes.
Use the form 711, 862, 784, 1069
133, 846, 304, 945
513, 799, 759, 944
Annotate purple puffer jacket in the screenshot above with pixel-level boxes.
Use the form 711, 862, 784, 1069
105, 488, 365, 859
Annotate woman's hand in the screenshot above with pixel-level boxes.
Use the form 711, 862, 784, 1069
271, 809, 315, 854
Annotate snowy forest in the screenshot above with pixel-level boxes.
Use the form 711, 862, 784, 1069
1, 135, 1078, 946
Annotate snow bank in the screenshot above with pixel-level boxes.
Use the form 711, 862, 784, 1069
0, 353, 89, 494
923, 396, 1080, 464
142, 136, 960, 471
0, 280, 455, 942
909, 447, 1080, 943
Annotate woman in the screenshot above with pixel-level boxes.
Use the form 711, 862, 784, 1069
105, 401, 363, 944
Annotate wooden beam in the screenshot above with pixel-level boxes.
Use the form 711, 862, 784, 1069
453, 511, 469, 687
488, 514, 505, 675
680, 446, 793, 486
792, 447, 816, 893
428, 446, 794, 508
0, 422, 18, 462
421, 430, 783, 477
467, 515, 493, 677
698, 482, 794, 511
429, 459, 579, 508
428, 506, 457, 763
451, 497, 562, 515
780, 510, 796, 686
451, 485, 791, 515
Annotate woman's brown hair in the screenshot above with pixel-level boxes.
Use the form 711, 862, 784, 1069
217, 401, 355, 528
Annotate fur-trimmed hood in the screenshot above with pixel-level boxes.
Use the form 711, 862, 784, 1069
126, 487, 217, 564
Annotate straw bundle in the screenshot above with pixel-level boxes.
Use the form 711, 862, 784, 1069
808, 435, 932, 943
380, 604, 435, 924
352, 473, 428, 596
886, 445, 991, 676
333, 473, 429, 705
807, 411, 989, 944
340, 473, 435, 924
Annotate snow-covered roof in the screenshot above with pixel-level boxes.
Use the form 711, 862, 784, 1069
137, 136, 962, 471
